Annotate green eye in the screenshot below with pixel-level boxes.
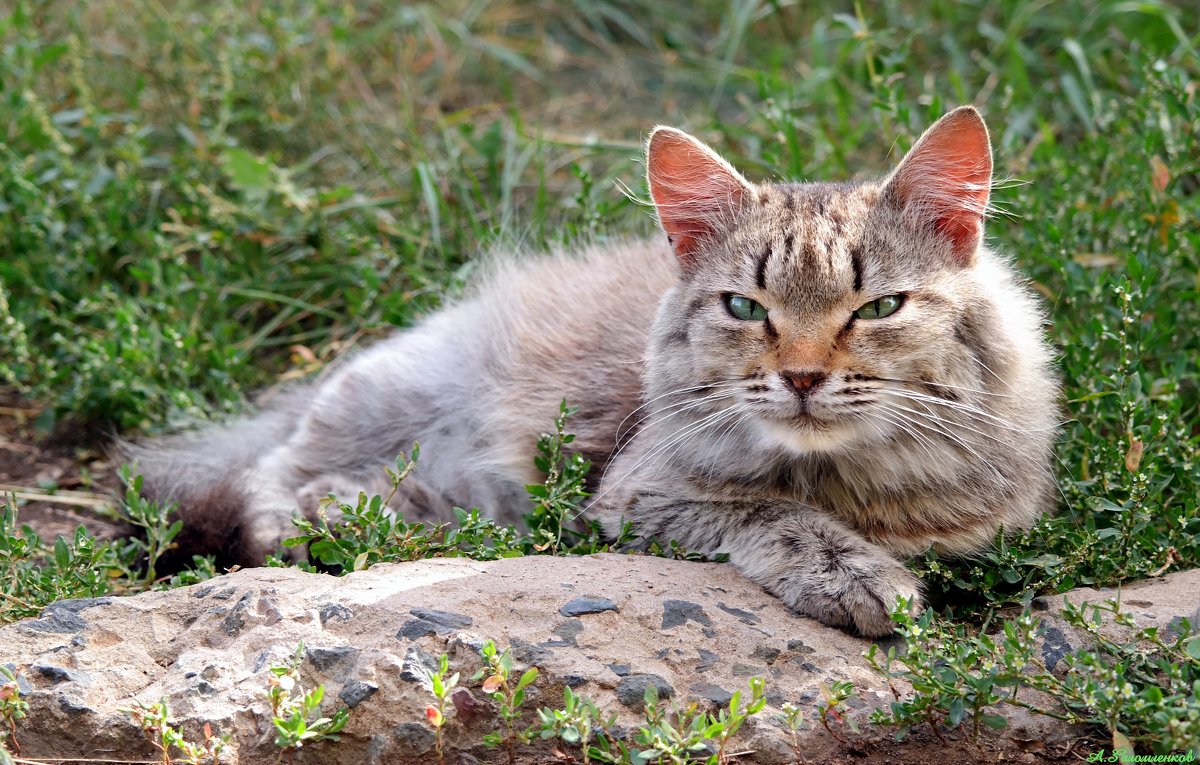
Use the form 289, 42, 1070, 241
855, 295, 903, 320
726, 294, 769, 321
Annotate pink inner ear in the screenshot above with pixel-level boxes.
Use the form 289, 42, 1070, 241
647, 128, 750, 266
891, 108, 993, 262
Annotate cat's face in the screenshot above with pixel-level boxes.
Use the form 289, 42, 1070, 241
646, 109, 1014, 457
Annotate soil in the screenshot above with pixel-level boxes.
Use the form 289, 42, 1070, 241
810, 726, 1105, 764
0, 387, 124, 542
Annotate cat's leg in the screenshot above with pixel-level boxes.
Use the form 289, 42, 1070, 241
603, 493, 921, 636
240, 448, 440, 562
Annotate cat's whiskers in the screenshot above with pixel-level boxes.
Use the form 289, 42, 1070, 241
878, 388, 1051, 439
876, 388, 1017, 432
701, 408, 752, 485
868, 407, 946, 465
641, 405, 747, 483
874, 402, 1007, 482
871, 376, 1016, 400
654, 404, 750, 486
614, 381, 743, 445
593, 403, 745, 506
605, 396, 740, 493
885, 400, 1010, 457
619, 386, 745, 446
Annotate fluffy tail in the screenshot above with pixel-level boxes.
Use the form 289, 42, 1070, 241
116, 386, 311, 568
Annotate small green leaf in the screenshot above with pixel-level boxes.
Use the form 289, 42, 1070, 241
54, 535, 70, 569
223, 148, 273, 193
948, 698, 965, 726
516, 667, 539, 692
1184, 636, 1200, 662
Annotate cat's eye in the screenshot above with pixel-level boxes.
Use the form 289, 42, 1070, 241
854, 295, 903, 320
726, 294, 769, 321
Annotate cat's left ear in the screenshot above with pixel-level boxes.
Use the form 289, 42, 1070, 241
884, 106, 993, 265
646, 126, 757, 269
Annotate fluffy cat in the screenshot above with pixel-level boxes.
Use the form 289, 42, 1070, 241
126, 106, 1058, 636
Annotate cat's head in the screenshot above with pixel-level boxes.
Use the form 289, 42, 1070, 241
644, 108, 1049, 459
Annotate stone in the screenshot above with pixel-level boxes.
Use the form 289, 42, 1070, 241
716, 602, 761, 624
396, 618, 440, 639
17, 598, 110, 635
31, 664, 88, 685
695, 648, 720, 670
399, 645, 438, 684
662, 599, 711, 629
689, 682, 734, 706
306, 645, 361, 674
616, 673, 674, 709
2, 554, 1194, 764
751, 644, 781, 664
319, 603, 354, 625
339, 679, 378, 708
1039, 625, 1072, 672
410, 608, 472, 629
558, 596, 618, 616
546, 618, 584, 646
786, 639, 815, 654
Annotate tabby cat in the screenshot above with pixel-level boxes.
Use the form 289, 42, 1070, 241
127, 106, 1058, 636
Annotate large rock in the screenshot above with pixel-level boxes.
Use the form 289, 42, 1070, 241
2, 554, 1196, 763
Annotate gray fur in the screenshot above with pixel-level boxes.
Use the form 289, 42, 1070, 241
126, 108, 1058, 635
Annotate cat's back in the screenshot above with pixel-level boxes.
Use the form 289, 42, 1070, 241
468, 238, 679, 483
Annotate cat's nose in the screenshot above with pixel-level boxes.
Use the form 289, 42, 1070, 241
782, 370, 827, 395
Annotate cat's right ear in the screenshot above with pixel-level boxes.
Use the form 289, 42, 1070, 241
646, 126, 756, 268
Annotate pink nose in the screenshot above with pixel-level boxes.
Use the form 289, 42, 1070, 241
783, 370, 827, 394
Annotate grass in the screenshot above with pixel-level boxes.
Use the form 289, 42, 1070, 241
1, 0, 1198, 758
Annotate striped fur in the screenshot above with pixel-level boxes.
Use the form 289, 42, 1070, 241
125, 107, 1058, 635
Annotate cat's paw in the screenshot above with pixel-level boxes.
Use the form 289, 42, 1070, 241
830, 560, 922, 637
777, 555, 922, 637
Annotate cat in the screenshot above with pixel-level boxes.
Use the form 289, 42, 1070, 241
125, 106, 1059, 636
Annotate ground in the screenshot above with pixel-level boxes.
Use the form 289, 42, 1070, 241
0, 387, 122, 543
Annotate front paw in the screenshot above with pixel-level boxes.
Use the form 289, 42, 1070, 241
780, 557, 922, 637
833, 560, 922, 637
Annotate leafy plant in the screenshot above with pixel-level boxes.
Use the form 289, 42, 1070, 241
536, 679, 769, 765
123, 697, 228, 765
775, 702, 806, 761
474, 640, 540, 762
537, 686, 620, 765
266, 644, 351, 754
0, 666, 28, 757
279, 446, 527, 573
423, 653, 460, 765
815, 680, 860, 745
0, 474, 215, 624
524, 400, 595, 555
867, 598, 1200, 755
633, 678, 767, 765
0, 495, 115, 621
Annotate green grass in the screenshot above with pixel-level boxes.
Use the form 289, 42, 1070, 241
1, 0, 1199, 755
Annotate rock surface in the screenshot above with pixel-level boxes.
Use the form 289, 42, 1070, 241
1, 554, 1197, 764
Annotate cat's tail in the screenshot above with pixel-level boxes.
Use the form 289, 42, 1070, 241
114, 386, 312, 569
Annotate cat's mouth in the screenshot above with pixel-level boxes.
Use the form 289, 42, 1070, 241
788, 411, 831, 430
